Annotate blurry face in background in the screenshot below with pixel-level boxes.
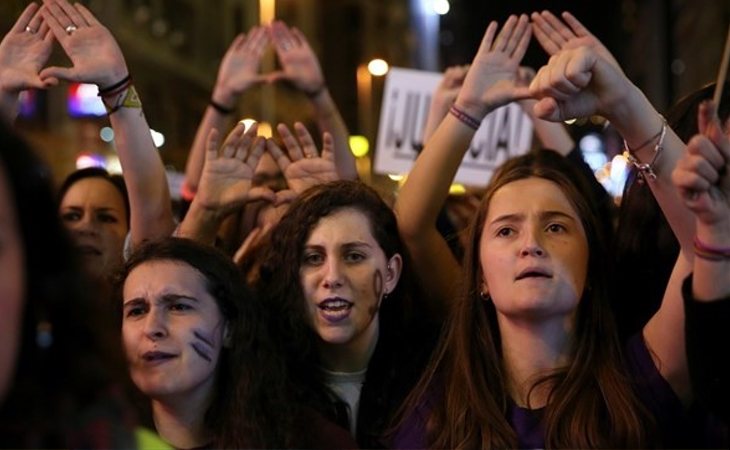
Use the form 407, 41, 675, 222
60, 177, 128, 278
0, 164, 25, 403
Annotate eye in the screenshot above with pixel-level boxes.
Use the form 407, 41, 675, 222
496, 227, 515, 237
124, 305, 148, 318
98, 213, 119, 224
61, 211, 81, 222
169, 302, 193, 312
546, 223, 566, 233
302, 252, 324, 266
344, 252, 366, 263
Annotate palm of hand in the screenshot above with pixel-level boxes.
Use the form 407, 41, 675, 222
199, 159, 254, 209
280, 51, 323, 92
284, 157, 337, 194
219, 54, 262, 94
461, 52, 520, 112
62, 27, 125, 84
0, 34, 52, 90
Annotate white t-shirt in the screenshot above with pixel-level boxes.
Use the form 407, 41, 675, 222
323, 367, 367, 436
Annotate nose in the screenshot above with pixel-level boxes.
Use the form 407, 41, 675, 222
143, 308, 168, 340
519, 229, 546, 257
71, 213, 98, 236
322, 258, 344, 289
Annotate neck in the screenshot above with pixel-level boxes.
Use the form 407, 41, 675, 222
151, 387, 213, 449
497, 313, 574, 408
318, 319, 379, 372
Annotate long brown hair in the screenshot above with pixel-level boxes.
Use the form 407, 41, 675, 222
398, 150, 653, 448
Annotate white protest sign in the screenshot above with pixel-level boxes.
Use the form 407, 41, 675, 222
374, 67, 533, 187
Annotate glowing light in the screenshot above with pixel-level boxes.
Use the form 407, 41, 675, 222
367, 59, 389, 77
449, 183, 466, 195
433, 0, 450, 15
257, 121, 273, 138
150, 129, 165, 148
239, 118, 257, 132
100, 126, 114, 143
564, 118, 577, 125
75, 153, 106, 170
106, 155, 123, 174
349, 135, 370, 157
388, 174, 405, 181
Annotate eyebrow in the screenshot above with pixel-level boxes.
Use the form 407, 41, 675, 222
305, 241, 373, 250
123, 293, 199, 307
61, 205, 122, 214
489, 210, 577, 226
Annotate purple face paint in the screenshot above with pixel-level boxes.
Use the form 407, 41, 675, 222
369, 269, 384, 317
189, 327, 217, 364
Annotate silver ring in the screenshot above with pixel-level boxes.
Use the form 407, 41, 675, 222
25, 26, 36, 34
281, 42, 291, 51
65, 25, 78, 35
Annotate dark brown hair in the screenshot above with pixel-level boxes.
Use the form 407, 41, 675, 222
398, 150, 652, 448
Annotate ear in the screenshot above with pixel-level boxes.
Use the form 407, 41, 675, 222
222, 322, 233, 348
383, 253, 403, 296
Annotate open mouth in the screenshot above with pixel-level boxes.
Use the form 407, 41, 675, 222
515, 269, 552, 280
317, 297, 353, 322
142, 351, 177, 363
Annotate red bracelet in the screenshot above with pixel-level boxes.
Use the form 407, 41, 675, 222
449, 104, 481, 130
694, 236, 730, 261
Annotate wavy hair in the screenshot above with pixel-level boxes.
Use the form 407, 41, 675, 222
398, 150, 653, 449
114, 237, 293, 448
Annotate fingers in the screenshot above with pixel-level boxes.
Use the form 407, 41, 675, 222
205, 128, 221, 161
73, 3, 101, 26
220, 122, 247, 158
39, 65, 76, 82
245, 136, 267, 168
504, 15, 530, 58
233, 123, 259, 160
321, 132, 335, 161
476, 21, 499, 56
293, 122, 318, 159
698, 101, 730, 161
561, 11, 591, 38
493, 15, 518, 52
277, 123, 305, 160
540, 10, 575, 42
19, 3, 41, 33
266, 139, 291, 172
271, 21, 297, 54
530, 11, 565, 55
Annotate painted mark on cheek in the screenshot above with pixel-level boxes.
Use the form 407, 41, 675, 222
369, 270, 384, 318
190, 327, 217, 364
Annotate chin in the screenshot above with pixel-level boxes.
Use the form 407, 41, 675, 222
317, 329, 354, 346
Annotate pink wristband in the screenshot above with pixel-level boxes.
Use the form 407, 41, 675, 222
449, 104, 481, 131
694, 236, 730, 261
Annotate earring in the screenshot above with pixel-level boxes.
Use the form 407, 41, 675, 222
479, 289, 490, 301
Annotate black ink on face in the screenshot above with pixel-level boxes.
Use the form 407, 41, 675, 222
191, 342, 212, 363
370, 269, 384, 318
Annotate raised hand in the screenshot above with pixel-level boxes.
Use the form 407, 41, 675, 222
196, 123, 275, 216
39, 0, 127, 88
212, 26, 269, 106
266, 123, 337, 194
0, 3, 55, 93
267, 21, 325, 95
672, 101, 730, 226
423, 65, 469, 141
454, 14, 532, 120
531, 11, 620, 69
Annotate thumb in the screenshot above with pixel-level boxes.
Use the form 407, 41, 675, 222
532, 97, 561, 122
247, 186, 277, 203
39, 66, 78, 83
265, 71, 290, 84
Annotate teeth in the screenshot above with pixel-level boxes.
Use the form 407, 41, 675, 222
320, 299, 351, 311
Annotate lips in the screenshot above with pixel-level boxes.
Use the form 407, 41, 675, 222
515, 268, 553, 280
317, 297, 353, 323
141, 351, 177, 365
76, 244, 102, 256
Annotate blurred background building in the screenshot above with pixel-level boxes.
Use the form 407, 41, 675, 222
1, 0, 729, 195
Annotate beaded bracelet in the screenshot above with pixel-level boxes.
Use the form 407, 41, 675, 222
209, 99, 234, 115
622, 115, 667, 183
694, 236, 730, 261
449, 104, 481, 131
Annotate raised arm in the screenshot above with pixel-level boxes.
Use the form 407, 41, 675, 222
0, 3, 55, 122
395, 15, 531, 312
672, 101, 730, 417
40, 0, 174, 247
177, 122, 273, 245
527, 14, 701, 403
183, 27, 269, 198
422, 65, 469, 143
269, 21, 356, 180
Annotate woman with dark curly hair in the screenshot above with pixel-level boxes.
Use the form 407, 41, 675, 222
258, 180, 439, 448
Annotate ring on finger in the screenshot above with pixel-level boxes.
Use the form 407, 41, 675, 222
65, 24, 78, 35
25, 26, 37, 34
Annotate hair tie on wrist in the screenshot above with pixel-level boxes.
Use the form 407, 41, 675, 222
449, 104, 481, 130
210, 99, 234, 115
98, 74, 131, 96
693, 236, 730, 261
